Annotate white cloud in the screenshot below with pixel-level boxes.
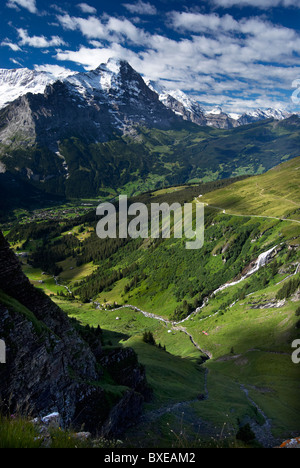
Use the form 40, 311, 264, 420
17, 28, 67, 48
1, 40, 22, 51
123, 1, 157, 15
106, 16, 149, 44
168, 12, 300, 66
89, 40, 104, 48
56, 14, 79, 31
170, 12, 239, 33
55, 44, 137, 70
77, 3, 97, 14
34, 64, 76, 79
6, 0, 38, 14
57, 13, 150, 45
10, 58, 24, 66
210, 0, 300, 8
71, 16, 107, 39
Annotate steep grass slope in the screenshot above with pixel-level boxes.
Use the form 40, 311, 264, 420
201, 156, 300, 219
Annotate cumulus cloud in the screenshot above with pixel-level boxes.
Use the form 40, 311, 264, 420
168, 12, 300, 66
34, 64, 76, 78
55, 44, 137, 70
122, 1, 157, 15
210, 0, 300, 8
77, 3, 97, 14
17, 28, 67, 48
169, 11, 239, 33
57, 13, 150, 45
6, 0, 38, 14
1, 40, 21, 51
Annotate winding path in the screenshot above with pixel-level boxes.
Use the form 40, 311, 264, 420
240, 385, 278, 448
200, 200, 300, 225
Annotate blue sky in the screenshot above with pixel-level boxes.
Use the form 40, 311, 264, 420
1, 0, 300, 113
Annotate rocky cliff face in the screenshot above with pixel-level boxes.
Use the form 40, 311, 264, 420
0, 230, 150, 435
204, 109, 237, 129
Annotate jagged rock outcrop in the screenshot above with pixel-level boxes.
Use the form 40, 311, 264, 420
0, 230, 150, 434
205, 108, 238, 129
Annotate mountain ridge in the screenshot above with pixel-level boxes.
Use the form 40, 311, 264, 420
0, 59, 296, 130
0, 60, 180, 152
147, 79, 296, 129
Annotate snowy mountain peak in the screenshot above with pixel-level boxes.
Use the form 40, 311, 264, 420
0, 68, 55, 109
167, 89, 205, 114
0, 66, 77, 110
147, 80, 206, 125
228, 113, 241, 120
146, 80, 165, 95
254, 108, 291, 120
63, 59, 144, 106
0, 59, 134, 110
146, 80, 297, 128
238, 107, 293, 125
0, 62, 297, 131
97, 57, 133, 75
147, 80, 204, 112
96, 57, 123, 74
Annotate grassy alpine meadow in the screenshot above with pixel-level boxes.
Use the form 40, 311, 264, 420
55, 298, 206, 407
200, 156, 300, 219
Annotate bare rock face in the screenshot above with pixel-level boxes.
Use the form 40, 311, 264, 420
101, 390, 145, 438
159, 93, 207, 126
205, 110, 238, 129
0, 95, 37, 149
0, 230, 150, 435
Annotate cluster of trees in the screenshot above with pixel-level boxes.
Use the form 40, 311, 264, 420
7, 221, 61, 244
76, 322, 104, 353
124, 273, 148, 294
142, 331, 156, 345
142, 331, 167, 351
30, 234, 80, 276
76, 262, 139, 303
276, 276, 300, 300
171, 300, 194, 322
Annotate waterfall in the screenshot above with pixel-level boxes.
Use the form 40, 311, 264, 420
212, 245, 277, 296
166, 246, 278, 325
